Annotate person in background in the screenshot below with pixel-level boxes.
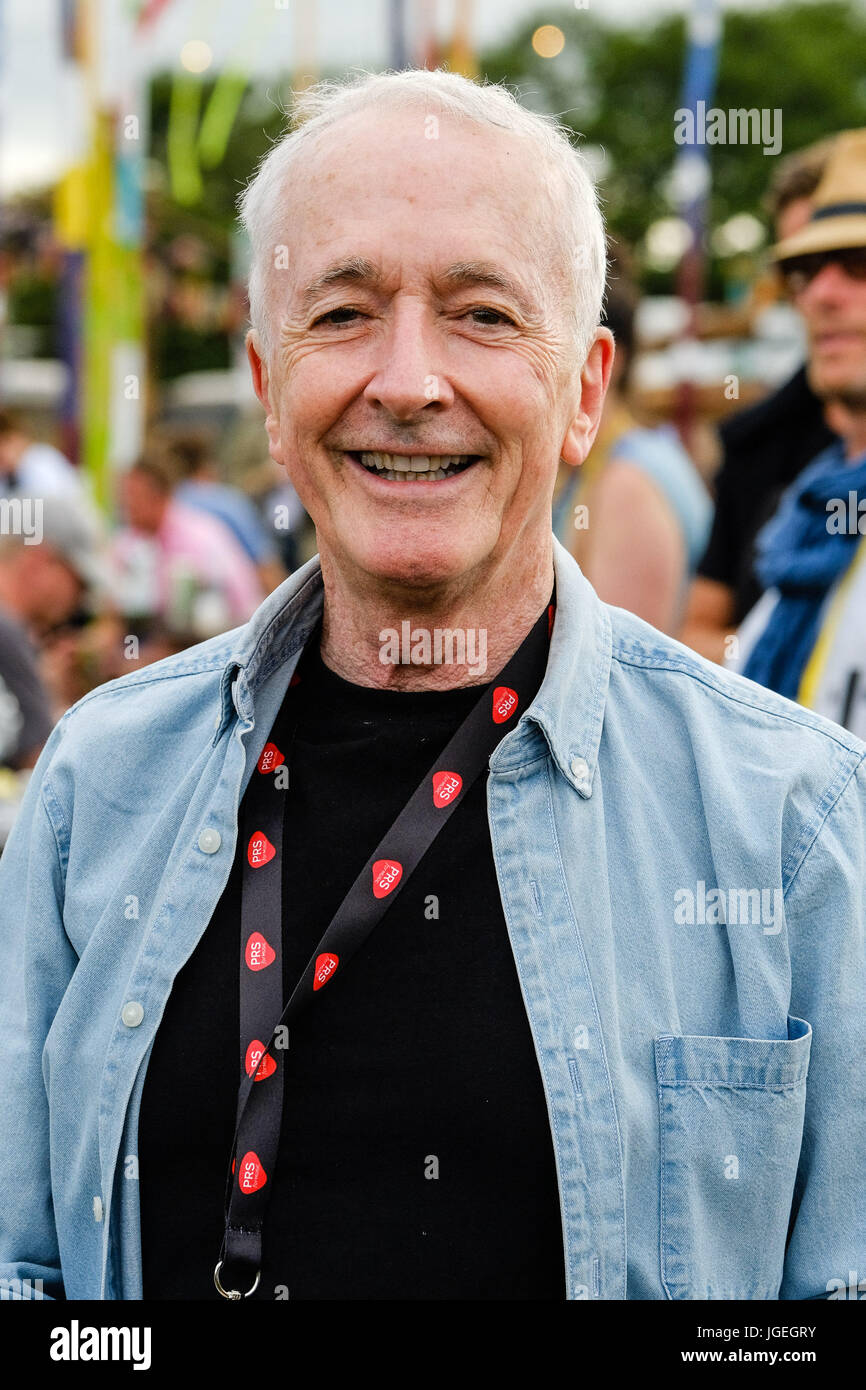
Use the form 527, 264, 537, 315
0, 497, 103, 769
731, 128, 866, 738
681, 137, 839, 661
109, 456, 264, 638
552, 242, 711, 633
258, 465, 309, 574
167, 431, 287, 595
0, 409, 86, 501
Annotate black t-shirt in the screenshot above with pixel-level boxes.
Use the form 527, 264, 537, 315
698, 365, 837, 622
139, 631, 565, 1300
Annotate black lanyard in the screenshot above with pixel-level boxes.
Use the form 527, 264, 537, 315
214, 593, 555, 1299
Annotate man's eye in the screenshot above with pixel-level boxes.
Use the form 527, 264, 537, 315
312, 307, 363, 326
466, 307, 515, 327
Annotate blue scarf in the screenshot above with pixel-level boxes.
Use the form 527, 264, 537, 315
741, 441, 866, 700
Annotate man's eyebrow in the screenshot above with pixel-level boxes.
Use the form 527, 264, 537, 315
437, 262, 541, 317
299, 257, 541, 318
300, 258, 382, 310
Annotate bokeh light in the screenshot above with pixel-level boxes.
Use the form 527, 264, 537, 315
531, 25, 565, 59
180, 40, 213, 74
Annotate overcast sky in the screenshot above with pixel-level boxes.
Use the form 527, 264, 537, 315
1, 0, 788, 194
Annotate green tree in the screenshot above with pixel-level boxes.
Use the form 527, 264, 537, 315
480, 1, 866, 286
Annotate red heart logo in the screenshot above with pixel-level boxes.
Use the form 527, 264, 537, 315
247, 831, 276, 868
432, 770, 463, 808
290, 671, 302, 687
245, 1039, 277, 1081
238, 1150, 267, 1193
492, 685, 518, 724
257, 742, 285, 774
372, 858, 403, 899
548, 604, 555, 638
245, 931, 276, 971
313, 952, 339, 991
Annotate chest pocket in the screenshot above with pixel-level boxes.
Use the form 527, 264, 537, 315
654, 1017, 812, 1299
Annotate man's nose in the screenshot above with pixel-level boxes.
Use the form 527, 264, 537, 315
800, 258, 857, 308
363, 300, 454, 419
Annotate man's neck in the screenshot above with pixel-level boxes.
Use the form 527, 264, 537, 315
824, 400, 866, 459
845, 425, 866, 461
317, 543, 554, 691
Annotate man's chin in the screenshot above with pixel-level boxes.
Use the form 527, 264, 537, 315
342, 541, 485, 593
818, 383, 866, 414
365, 560, 475, 592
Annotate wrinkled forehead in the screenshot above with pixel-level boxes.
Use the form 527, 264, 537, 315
278, 106, 568, 300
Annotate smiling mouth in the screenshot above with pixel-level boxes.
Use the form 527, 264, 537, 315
346, 450, 481, 481
815, 331, 864, 346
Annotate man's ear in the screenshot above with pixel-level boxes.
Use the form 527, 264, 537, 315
246, 330, 283, 464
561, 327, 615, 469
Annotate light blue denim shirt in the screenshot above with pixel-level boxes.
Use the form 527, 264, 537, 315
1, 537, 865, 1301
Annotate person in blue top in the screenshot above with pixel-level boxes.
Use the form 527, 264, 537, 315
169, 431, 287, 595
0, 69, 863, 1304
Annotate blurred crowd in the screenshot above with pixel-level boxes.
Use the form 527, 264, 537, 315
0, 413, 310, 838
3, 125, 866, 844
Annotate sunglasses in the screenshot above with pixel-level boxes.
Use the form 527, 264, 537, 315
778, 245, 866, 295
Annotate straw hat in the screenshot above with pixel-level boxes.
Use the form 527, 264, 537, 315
773, 128, 866, 261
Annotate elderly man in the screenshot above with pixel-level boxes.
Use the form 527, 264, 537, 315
0, 70, 864, 1304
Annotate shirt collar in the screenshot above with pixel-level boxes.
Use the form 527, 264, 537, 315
213, 555, 325, 742
215, 536, 611, 797
488, 536, 611, 797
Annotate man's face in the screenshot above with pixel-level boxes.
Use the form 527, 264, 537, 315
0, 431, 27, 475
796, 252, 866, 407
17, 545, 83, 631
123, 471, 166, 535
248, 107, 611, 595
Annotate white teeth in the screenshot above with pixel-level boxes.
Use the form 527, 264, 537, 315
357, 450, 473, 477
353, 450, 479, 485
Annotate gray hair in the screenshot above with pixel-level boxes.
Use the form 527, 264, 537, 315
237, 67, 606, 369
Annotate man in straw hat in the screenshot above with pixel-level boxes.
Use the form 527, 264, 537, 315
682, 137, 838, 661
734, 130, 866, 733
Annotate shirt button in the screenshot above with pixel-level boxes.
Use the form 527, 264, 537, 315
570, 756, 589, 781
121, 1001, 144, 1028
198, 828, 221, 854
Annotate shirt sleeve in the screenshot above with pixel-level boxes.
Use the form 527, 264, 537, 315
0, 718, 75, 1299
779, 757, 866, 1299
